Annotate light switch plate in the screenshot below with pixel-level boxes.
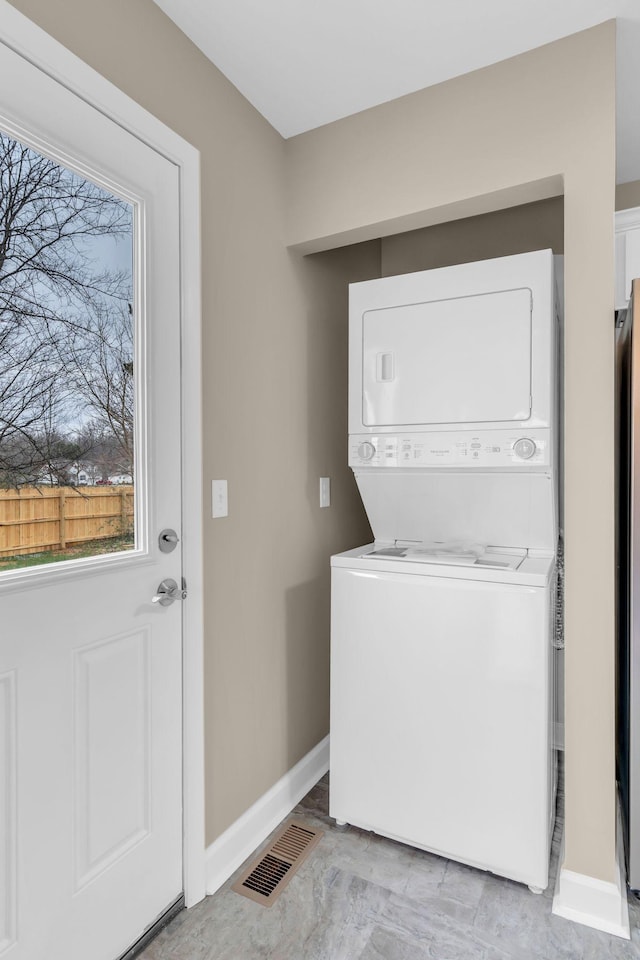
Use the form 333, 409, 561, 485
212, 479, 228, 518
320, 477, 331, 508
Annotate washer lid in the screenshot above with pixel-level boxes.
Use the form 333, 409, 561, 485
362, 543, 526, 572
331, 543, 554, 587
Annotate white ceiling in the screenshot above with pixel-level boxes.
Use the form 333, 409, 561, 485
152, 0, 640, 183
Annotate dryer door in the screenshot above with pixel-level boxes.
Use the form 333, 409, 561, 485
362, 287, 532, 427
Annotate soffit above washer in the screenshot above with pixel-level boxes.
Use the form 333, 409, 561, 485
152, 0, 640, 183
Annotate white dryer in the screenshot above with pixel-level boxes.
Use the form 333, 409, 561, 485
330, 250, 561, 891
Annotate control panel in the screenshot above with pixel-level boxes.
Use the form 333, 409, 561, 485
349, 430, 552, 468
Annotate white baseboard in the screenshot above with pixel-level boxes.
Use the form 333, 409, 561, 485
205, 735, 330, 895
552, 802, 630, 939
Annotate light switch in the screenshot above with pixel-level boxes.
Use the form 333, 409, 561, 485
320, 477, 331, 508
212, 479, 228, 518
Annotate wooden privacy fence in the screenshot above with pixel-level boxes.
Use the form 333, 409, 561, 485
0, 486, 134, 558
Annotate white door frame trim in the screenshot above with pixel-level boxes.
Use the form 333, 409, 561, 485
0, 1, 205, 906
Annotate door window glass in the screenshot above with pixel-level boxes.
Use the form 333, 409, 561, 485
0, 130, 135, 571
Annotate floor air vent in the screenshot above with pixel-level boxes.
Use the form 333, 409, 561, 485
232, 820, 323, 906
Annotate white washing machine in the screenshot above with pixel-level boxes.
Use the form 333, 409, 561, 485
331, 544, 556, 890
330, 250, 561, 891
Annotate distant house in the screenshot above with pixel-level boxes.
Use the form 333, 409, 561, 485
108, 474, 133, 485
71, 463, 99, 486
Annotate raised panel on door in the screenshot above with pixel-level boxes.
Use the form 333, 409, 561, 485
362, 288, 532, 427
73, 630, 151, 891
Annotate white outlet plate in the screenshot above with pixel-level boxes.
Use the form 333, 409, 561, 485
320, 477, 331, 508
212, 479, 228, 518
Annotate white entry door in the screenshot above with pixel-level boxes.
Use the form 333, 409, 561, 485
0, 33, 184, 960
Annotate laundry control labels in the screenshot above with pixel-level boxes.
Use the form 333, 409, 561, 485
349, 431, 551, 468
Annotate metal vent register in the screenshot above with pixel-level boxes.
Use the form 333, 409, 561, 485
232, 820, 323, 906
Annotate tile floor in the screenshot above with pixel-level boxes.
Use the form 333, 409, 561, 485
141, 770, 640, 960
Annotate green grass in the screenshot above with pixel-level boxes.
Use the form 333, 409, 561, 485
0, 535, 135, 570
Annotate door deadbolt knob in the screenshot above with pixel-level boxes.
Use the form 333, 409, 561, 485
159, 528, 179, 553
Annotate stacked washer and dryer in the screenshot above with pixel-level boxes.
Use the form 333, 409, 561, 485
330, 249, 561, 893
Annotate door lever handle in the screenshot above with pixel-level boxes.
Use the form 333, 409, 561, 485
152, 577, 187, 606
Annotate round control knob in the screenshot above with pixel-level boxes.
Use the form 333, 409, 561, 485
513, 438, 537, 460
357, 441, 376, 461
